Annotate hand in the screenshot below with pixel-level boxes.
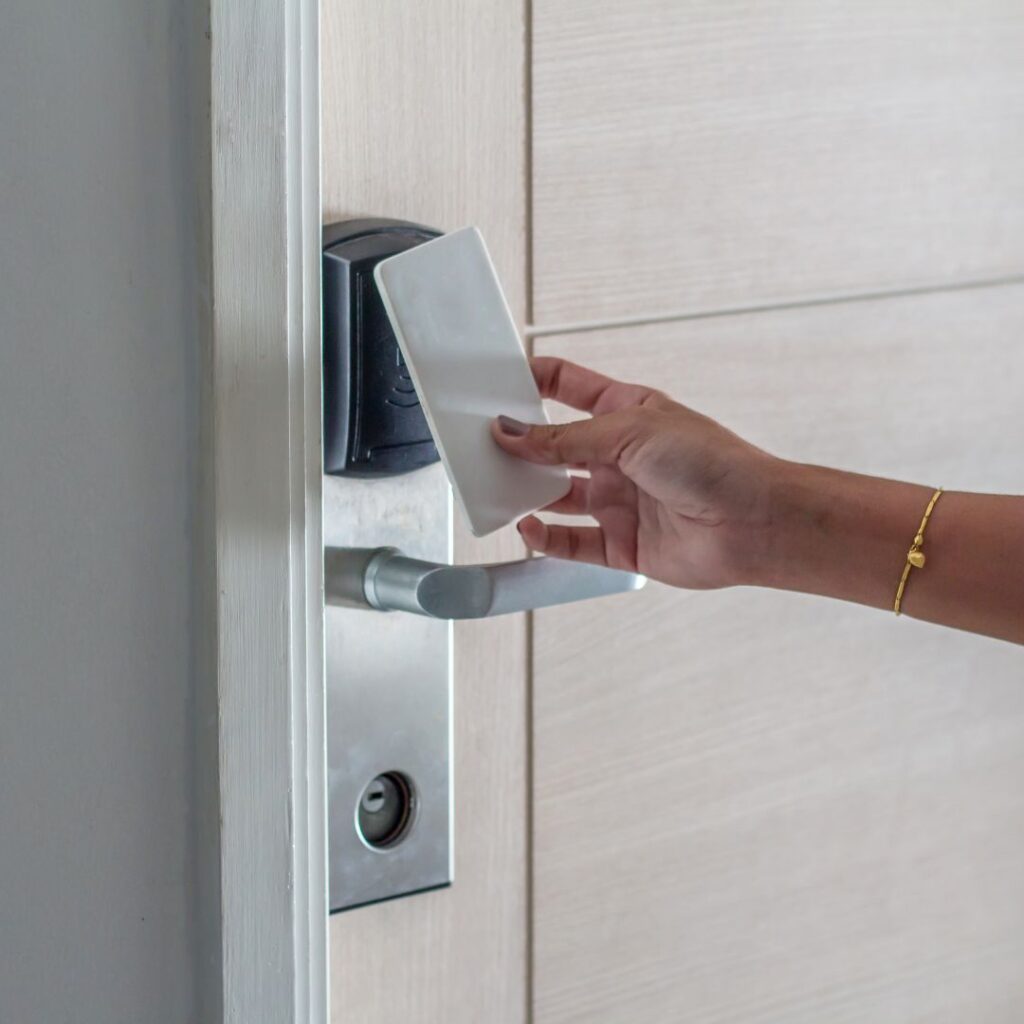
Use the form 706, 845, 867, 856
490, 357, 782, 589
492, 356, 1023, 641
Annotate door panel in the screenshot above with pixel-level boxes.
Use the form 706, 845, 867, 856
321, 4, 528, 1022
532, 0, 1024, 325
532, 286, 1024, 1022
323, 3, 1024, 1021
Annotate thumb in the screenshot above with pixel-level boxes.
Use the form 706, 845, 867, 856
491, 413, 622, 466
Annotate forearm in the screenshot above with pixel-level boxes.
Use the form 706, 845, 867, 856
750, 462, 1024, 645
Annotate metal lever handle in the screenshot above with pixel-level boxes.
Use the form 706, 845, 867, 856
326, 546, 645, 619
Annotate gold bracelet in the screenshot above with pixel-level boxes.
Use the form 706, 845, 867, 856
894, 488, 943, 615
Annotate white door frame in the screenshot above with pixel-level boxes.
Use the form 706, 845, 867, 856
210, 0, 326, 1019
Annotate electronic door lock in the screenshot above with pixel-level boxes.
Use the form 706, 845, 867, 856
326, 546, 645, 619
322, 218, 647, 914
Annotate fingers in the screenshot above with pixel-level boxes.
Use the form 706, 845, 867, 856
541, 474, 590, 515
491, 357, 664, 466
516, 516, 609, 566
530, 357, 617, 412
491, 412, 631, 467
530, 356, 660, 414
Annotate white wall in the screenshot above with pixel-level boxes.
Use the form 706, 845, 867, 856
0, 2, 211, 1020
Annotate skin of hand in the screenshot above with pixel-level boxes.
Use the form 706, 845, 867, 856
491, 356, 1024, 645
490, 356, 782, 589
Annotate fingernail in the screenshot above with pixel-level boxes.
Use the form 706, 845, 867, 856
497, 415, 530, 437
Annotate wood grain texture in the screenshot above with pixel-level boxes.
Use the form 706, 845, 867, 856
531, 0, 1024, 325
211, 0, 326, 1017
321, 4, 529, 1022
532, 286, 1024, 1023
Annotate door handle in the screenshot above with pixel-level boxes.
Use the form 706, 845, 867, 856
326, 546, 645, 619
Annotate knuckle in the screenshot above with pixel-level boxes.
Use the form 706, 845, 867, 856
631, 403, 670, 435
548, 359, 565, 397
539, 422, 571, 450
566, 530, 581, 559
639, 388, 676, 414
612, 408, 657, 465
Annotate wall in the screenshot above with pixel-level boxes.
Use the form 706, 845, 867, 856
0, 2, 211, 1020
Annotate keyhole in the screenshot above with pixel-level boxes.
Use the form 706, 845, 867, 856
361, 781, 387, 813
356, 772, 416, 849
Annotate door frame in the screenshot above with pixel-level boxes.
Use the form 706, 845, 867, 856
209, 0, 326, 1019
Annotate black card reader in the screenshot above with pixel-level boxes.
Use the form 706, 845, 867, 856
322, 218, 442, 477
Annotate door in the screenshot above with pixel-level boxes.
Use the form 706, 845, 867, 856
322, 6, 530, 1021
322, 3, 1024, 1022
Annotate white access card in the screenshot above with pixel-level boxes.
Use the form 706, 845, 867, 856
374, 227, 571, 537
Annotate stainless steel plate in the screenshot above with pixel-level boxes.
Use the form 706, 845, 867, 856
323, 462, 452, 911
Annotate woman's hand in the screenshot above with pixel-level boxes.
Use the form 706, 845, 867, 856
492, 356, 1024, 644
490, 356, 781, 589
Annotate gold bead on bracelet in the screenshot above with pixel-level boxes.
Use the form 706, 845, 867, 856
894, 488, 943, 615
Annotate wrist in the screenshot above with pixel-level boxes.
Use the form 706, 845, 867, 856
744, 459, 932, 609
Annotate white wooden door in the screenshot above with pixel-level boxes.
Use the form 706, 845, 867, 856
322, 5, 530, 1022
323, 4, 1024, 1022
